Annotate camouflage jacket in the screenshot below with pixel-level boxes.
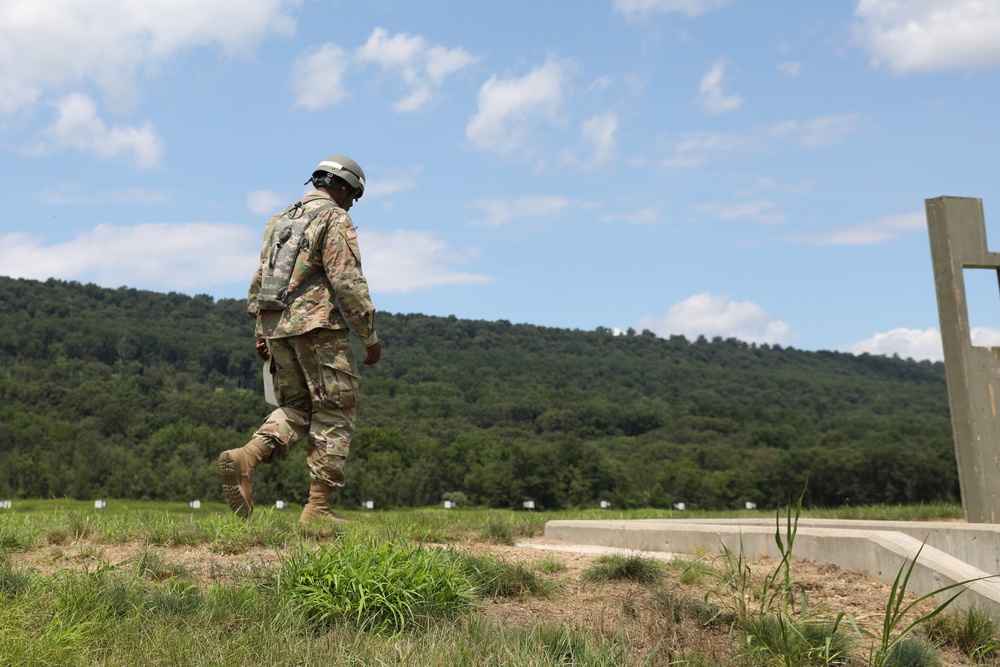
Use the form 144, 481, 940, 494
247, 190, 378, 347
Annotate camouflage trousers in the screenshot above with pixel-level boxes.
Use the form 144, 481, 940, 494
253, 327, 358, 488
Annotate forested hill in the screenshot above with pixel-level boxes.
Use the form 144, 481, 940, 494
0, 276, 957, 511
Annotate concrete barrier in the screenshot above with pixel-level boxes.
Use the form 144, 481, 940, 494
544, 518, 1000, 612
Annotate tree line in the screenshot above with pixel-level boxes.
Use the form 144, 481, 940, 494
0, 276, 958, 510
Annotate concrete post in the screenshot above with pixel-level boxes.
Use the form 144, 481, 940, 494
926, 196, 1000, 523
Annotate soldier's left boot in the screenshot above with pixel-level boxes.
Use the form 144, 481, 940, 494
299, 482, 348, 523
219, 438, 270, 518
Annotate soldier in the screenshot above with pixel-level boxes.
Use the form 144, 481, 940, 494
219, 155, 381, 522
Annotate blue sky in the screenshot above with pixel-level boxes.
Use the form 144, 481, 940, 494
3, 0, 1000, 362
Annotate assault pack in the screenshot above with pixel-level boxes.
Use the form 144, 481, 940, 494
257, 198, 336, 311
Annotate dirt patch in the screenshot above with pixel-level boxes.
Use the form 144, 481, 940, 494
10, 536, 977, 665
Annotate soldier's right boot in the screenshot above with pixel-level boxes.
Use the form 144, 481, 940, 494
299, 482, 348, 523
218, 438, 270, 518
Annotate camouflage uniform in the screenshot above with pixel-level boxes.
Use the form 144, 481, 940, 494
247, 189, 378, 488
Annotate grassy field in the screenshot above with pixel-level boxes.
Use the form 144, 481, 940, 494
0, 500, 991, 666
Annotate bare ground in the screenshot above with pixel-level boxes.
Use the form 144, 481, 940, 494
12, 536, 988, 666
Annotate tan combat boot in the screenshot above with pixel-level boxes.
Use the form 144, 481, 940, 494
218, 438, 270, 518
299, 482, 348, 523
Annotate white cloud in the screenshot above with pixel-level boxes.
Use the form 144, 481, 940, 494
777, 61, 802, 77
364, 166, 421, 198
696, 198, 785, 224
586, 76, 613, 93
247, 190, 287, 216
466, 59, 569, 156
698, 60, 743, 115
355, 28, 478, 113
840, 325, 1000, 362
580, 112, 619, 166
613, 0, 733, 18
362, 230, 492, 293
366, 178, 416, 198
661, 114, 860, 168
0, 223, 259, 290
470, 195, 593, 227
292, 29, 477, 113
290, 43, 350, 110
638, 293, 794, 345
972, 327, 1000, 347
854, 0, 1000, 73
791, 211, 924, 246
839, 327, 942, 361
560, 111, 619, 168
799, 114, 859, 147
0, 0, 296, 114
36, 93, 163, 168
600, 206, 663, 224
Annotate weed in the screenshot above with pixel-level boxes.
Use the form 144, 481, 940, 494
533, 556, 567, 573
668, 556, 716, 585
718, 490, 804, 623
582, 553, 663, 585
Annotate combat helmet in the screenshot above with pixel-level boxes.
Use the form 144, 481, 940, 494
307, 155, 366, 199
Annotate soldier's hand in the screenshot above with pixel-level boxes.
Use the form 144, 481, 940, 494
363, 341, 381, 366
255, 336, 270, 361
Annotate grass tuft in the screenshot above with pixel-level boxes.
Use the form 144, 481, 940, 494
655, 590, 734, 627
478, 517, 515, 545
133, 550, 189, 581
278, 533, 476, 634
882, 636, 942, 667
926, 605, 1000, 659
667, 556, 716, 584
582, 553, 663, 585
0, 522, 34, 551
533, 556, 567, 574
742, 614, 854, 665
454, 552, 556, 598
147, 581, 205, 616
0, 564, 34, 598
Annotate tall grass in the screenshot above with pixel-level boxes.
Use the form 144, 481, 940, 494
278, 533, 476, 634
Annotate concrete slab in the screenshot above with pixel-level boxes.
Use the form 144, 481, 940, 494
544, 518, 1000, 613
